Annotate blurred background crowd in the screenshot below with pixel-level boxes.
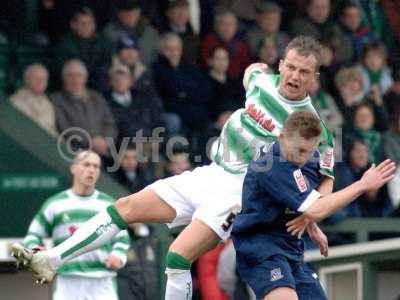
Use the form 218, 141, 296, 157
1, 0, 400, 299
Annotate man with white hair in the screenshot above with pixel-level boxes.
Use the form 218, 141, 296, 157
10, 64, 58, 136
51, 59, 117, 157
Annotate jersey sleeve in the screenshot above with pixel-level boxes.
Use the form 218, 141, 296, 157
318, 122, 335, 179
243, 67, 265, 93
261, 167, 322, 212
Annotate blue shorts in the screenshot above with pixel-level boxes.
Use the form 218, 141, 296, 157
237, 255, 326, 300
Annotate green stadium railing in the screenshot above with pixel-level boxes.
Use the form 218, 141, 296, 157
0, 100, 173, 298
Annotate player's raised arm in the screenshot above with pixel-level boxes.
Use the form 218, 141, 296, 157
287, 159, 396, 236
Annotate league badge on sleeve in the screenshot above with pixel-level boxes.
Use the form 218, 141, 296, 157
293, 169, 307, 192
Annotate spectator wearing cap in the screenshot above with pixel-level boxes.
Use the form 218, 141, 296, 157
51, 59, 117, 158
10, 64, 58, 136
245, 2, 289, 59
104, 64, 163, 141
53, 7, 112, 90
201, 10, 250, 81
153, 32, 212, 134
103, 0, 159, 65
337, 1, 374, 62
160, 0, 200, 65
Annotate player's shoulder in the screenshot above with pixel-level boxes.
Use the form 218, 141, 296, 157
96, 191, 115, 203
41, 190, 70, 210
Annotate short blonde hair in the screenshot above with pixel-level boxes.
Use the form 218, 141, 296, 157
335, 67, 364, 89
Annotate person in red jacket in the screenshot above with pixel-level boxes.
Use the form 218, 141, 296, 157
201, 10, 250, 81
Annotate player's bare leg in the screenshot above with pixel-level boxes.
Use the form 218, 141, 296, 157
165, 219, 221, 300
263, 287, 299, 300
12, 188, 176, 283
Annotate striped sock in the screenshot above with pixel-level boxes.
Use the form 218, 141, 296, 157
47, 205, 127, 268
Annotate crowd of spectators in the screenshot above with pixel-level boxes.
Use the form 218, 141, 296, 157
2, 0, 400, 298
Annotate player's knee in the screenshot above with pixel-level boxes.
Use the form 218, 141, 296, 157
165, 251, 192, 271
264, 287, 298, 300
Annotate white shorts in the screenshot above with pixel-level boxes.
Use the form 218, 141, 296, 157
53, 276, 118, 300
149, 162, 245, 240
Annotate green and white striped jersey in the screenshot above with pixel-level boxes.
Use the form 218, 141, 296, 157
211, 68, 335, 178
23, 189, 130, 278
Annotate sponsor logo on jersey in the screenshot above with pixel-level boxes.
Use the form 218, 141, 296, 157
293, 169, 307, 192
270, 268, 284, 282
321, 149, 334, 169
245, 103, 275, 132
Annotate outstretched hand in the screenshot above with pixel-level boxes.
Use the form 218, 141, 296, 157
360, 159, 396, 191
286, 214, 310, 239
307, 223, 328, 257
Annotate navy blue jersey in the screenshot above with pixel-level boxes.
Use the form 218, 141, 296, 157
232, 142, 322, 264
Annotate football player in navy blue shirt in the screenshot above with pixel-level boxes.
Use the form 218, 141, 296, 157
232, 111, 396, 300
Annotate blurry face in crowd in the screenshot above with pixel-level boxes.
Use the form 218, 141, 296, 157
119, 48, 139, 66
340, 79, 363, 105
209, 48, 229, 74
168, 153, 191, 175
308, 76, 320, 96
161, 37, 183, 68
63, 63, 87, 94
111, 72, 132, 94
355, 106, 374, 131
341, 6, 361, 32
307, 0, 330, 25
167, 5, 190, 28
321, 44, 333, 66
349, 142, 369, 169
25, 67, 49, 94
279, 131, 320, 167
120, 149, 139, 172
258, 11, 281, 34
258, 40, 279, 66
364, 50, 385, 71
71, 13, 96, 39
71, 152, 101, 189
215, 14, 238, 42
279, 49, 319, 100
118, 8, 141, 28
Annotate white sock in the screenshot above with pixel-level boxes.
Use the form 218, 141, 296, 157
46, 209, 124, 269
165, 268, 193, 300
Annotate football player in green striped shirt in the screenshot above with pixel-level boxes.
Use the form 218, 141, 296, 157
12, 36, 333, 300
16, 151, 129, 300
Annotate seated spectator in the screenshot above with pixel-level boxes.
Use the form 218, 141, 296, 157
165, 148, 192, 177
206, 46, 243, 120
357, 41, 394, 97
160, 0, 200, 65
104, 64, 163, 140
53, 7, 112, 89
256, 36, 280, 73
107, 34, 160, 96
384, 107, 400, 209
51, 59, 117, 157
334, 66, 389, 130
103, 0, 159, 65
113, 144, 149, 193
343, 103, 383, 163
337, 0, 374, 61
9, 64, 58, 136
153, 33, 211, 133
290, 0, 353, 64
245, 2, 289, 59
201, 10, 250, 80
309, 76, 343, 132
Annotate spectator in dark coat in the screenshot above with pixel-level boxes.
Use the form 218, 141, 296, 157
201, 10, 250, 80
102, 0, 159, 65
104, 64, 163, 141
53, 7, 112, 90
160, 0, 200, 65
153, 32, 212, 133
113, 145, 149, 193
51, 59, 117, 158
